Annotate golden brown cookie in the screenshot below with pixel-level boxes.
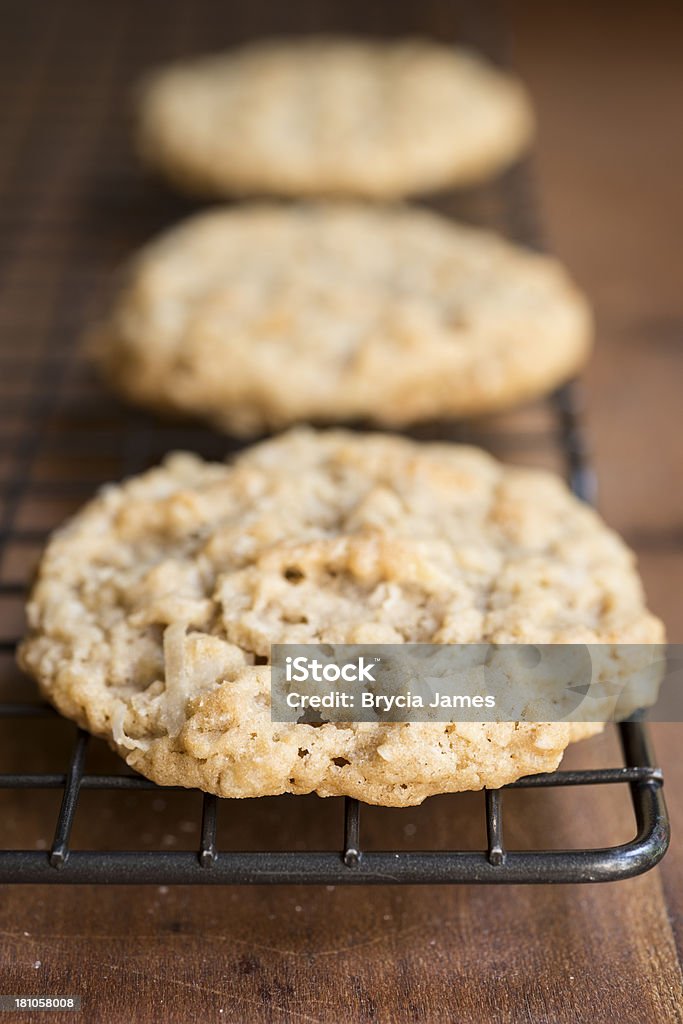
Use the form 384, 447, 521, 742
94, 203, 592, 435
137, 36, 534, 198
19, 430, 661, 806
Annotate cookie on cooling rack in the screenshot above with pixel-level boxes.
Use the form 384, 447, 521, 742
136, 36, 534, 198
19, 429, 662, 807
93, 203, 592, 435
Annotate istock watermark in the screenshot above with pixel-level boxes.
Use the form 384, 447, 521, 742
285, 655, 380, 684
271, 643, 681, 724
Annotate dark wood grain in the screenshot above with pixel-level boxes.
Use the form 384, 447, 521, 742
0, 1, 681, 1021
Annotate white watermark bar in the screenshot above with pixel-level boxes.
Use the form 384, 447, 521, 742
271, 643, 680, 724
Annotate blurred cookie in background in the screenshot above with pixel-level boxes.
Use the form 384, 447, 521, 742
136, 36, 534, 198
92, 203, 591, 435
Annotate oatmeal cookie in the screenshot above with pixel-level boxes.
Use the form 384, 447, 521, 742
137, 37, 534, 198
19, 430, 661, 806
94, 203, 592, 435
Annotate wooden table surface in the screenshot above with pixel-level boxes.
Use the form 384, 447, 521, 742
0, 1, 681, 1021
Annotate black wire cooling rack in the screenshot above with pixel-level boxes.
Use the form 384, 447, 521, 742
0, 0, 670, 885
